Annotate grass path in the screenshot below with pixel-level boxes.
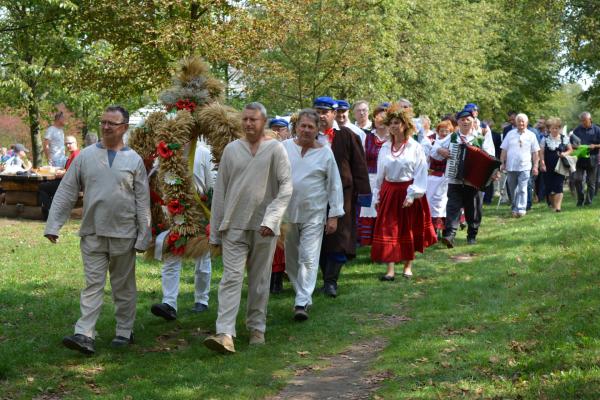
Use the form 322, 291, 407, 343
1, 198, 599, 399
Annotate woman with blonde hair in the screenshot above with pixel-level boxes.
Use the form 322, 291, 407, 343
371, 104, 437, 280
540, 117, 572, 212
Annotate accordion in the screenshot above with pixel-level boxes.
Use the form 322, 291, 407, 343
445, 142, 501, 190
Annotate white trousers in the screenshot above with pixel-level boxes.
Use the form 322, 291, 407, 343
76, 235, 137, 339
161, 252, 211, 310
216, 229, 277, 337
284, 222, 324, 307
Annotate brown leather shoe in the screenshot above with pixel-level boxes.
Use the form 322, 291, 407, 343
203, 334, 235, 354
249, 330, 265, 345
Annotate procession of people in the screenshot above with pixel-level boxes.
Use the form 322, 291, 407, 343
39, 97, 600, 356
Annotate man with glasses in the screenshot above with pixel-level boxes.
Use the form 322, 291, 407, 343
38, 135, 80, 220
44, 105, 151, 355
353, 100, 371, 131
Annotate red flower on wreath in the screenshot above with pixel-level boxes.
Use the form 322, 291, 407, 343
167, 231, 181, 246
150, 190, 165, 206
171, 244, 185, 256
205, 224, 210, 237
175, 99, 197, 113
157, 141, 173, 159
167, 199, 185, 215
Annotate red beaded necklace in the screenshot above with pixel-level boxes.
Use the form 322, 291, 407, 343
391, 137, 408, 157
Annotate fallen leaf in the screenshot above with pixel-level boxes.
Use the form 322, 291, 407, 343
489, 355, 500, 364
296, 351, 310, 357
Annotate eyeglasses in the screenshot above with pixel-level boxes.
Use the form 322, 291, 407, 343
100, 120, 128, 127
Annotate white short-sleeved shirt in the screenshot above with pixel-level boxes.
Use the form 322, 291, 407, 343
44, 126, 65, 166
500, 129, 540, 171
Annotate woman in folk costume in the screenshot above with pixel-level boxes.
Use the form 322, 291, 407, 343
371, 104, 437, 280
420, 120, 453, 237
357, 102, 390, 245
266, 120, 291, 294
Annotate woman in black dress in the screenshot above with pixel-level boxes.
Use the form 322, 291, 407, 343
540, 117, 572, 212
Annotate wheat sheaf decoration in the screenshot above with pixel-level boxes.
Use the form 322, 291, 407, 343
129, 56, 242, 259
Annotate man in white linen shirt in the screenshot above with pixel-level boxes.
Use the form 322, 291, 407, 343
282, 109, 344, 321
44, 105, 151, 355
44, 111, 66, 167
500, 113, 540, 217
204, 102, 292, 354
431, 108, 495, 247
150, 142, 214, 320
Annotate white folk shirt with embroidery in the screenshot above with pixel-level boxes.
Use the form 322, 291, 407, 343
430, 130, 495, 186
500, 129, 540, 172
373, 137, 428, 205
282, 139, 344, 224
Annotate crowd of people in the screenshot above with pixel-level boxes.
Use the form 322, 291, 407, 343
35, 98, 600, 356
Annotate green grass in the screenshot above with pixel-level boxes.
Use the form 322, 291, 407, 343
0, 196, 599, 399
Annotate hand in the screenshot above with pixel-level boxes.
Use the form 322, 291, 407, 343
532, 166, 539, 176
492, 171, 501, 181
437, 148, 450, 159
540, 164, 547, 172
45, 234, 58, 243
325, 217, 338, 235
402, 197, 414, 208
55, 169, 66, 177
259, 226, 274, 237
500, 162, 506, 172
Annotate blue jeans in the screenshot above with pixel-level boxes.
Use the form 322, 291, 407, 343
507, 170, 531, 214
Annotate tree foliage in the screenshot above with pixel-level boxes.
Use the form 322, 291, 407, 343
0, 0, 594, 155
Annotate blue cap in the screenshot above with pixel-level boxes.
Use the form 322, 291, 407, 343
269, 118, 289, 128
456, 108, 474, 119
336, 100, 350, 111
379, 102, 391, 109
313, 96, 338, 110
464, 103, 479, 111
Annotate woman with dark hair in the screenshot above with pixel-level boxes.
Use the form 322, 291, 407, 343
371, 104, 437, 280
357, 102, 389, 246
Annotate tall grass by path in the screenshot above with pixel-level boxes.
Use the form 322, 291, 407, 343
0, 198, 599, 399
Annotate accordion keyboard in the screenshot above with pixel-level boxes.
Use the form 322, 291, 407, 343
445, 142, 465, 179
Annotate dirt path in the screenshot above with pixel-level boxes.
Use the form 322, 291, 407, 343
268, 314, 408, 400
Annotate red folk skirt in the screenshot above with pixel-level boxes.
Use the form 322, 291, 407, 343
371, 180, 438, 262
271, 243, 285, 273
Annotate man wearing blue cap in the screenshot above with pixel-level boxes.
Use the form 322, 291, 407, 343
335, 100, 366, 147
269, 118, 291, 140
313, 96, 371, 297
431, 108, 496, 247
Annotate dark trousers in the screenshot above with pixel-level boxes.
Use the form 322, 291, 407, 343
483, 182, 494, 204
444, 184, 482, 240
38, 180, 61, 220
573, 155, 598, 204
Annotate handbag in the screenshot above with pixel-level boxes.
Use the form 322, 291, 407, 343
555, 155, 576, 176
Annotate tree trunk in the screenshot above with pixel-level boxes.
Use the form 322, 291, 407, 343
28, 100, 42, 168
